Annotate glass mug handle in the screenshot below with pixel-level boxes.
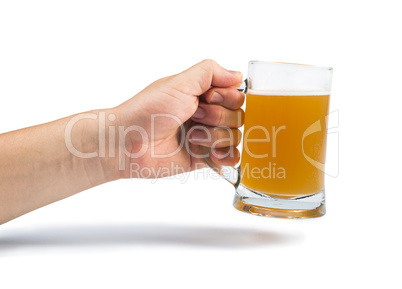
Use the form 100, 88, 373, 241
199, 79, 248, 187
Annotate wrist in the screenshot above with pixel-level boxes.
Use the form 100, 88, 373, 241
66, 108, 125, 184
110, 105, 149, 179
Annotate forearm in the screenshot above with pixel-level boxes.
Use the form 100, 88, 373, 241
0, 109, 120, 224
0, 60, 243, 225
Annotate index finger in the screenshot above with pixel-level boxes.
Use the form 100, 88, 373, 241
175, 59, 243, 96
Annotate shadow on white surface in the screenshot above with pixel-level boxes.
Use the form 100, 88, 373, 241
0, 223, 303, 253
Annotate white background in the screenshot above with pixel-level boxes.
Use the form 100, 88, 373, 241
0, 0, 401, 288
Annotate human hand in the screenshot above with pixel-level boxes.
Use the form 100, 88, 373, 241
0, 59, 244, 223
112, 59, 245, 179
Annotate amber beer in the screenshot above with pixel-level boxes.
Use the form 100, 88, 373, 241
240, 89, 330, 199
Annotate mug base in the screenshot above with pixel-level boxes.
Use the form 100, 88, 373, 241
233, 185, 325, 219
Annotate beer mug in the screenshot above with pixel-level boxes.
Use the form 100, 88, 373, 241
203, 61, 333, 219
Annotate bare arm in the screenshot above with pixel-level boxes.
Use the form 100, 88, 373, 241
0, 59, 244, 225
0, 109, 120, 224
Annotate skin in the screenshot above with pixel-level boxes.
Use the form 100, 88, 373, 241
0, 59, 245, 225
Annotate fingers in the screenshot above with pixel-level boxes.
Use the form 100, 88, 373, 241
194, 86, 245, 128
176, 59, 243, 95
177, 60, 243, 168
191, 103, 244, 128
188, 126, 242, 148
188, 83, 244, 168
187, 144, 240, 170
210, 147, 241, 166
199, 87, 245, 110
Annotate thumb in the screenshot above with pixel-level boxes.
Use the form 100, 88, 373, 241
176, 59, 243, 95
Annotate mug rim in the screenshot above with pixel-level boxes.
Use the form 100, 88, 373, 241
249, 60, 333, 71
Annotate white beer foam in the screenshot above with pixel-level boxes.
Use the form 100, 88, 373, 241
247, 89, 331, 96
